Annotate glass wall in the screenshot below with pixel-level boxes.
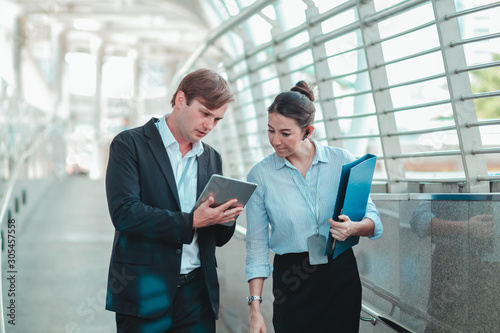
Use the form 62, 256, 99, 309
193, 0, 500, 193
1, 0, 498, 193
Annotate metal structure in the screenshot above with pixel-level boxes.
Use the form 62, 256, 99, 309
2, 0, 499, 192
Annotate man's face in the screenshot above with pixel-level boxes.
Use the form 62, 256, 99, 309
177, 97, 228, 144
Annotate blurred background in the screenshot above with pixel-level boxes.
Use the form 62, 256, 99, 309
0, 0, 499, 332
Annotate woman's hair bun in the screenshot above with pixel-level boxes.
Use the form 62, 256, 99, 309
290, 81, 315, 102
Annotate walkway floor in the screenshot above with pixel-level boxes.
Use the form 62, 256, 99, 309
5, 176, 115, 333
2, 176, 242, 333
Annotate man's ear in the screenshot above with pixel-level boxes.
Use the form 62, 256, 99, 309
175, 91, 186, 108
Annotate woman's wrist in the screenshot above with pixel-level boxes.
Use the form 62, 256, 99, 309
353, 218, 375, 237
250, 302, 262, 315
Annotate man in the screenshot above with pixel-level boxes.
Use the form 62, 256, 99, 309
105, 69, 243, 332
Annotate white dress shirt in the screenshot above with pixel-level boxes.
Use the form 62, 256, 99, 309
155, 115, 204, 274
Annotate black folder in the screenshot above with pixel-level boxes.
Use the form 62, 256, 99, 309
325, 154, 377, 259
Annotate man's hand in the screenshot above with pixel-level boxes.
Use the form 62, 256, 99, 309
193, 196, 244, 228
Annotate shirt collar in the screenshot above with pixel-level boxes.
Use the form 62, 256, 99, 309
156, 114, 204, 157
273, 138, 329, 170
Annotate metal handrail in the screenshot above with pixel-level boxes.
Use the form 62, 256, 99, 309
361, 303, 415, 332
389, 149, 461, 159
461, 90, 500, 101
0, 117, 64, 333
387, 124, 456, 137
231, 20, 362, 80
363, 0, 430, 26
396, 177, 466, 183
325, 112, 377, 121
330, 124, 457, 141
247, 44, 445, 98
383, 99, 451, 113
450, 32, 500, 47
477, 175, 500, 181
360, 277, 461, 332
380, 73, 447, 91
373, 20, 436, 45
314, 20, 436, 70
318, 45, 364, 67
375, 47, 441, 69
225, 0, 357, 69
326, 89, 373, 101
455, 60, 500, 74
324, 67, 367, 83
467, 119, 500, 127
169, 0, 278, 87
445, 1, 500, 20
313, 21, 360, 46
471, 147, 500, 155
308, 0, 357, 27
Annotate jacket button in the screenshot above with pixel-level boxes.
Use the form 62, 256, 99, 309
175, 249, 181, 254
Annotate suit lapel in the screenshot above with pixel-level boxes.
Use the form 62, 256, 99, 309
197, 147, 210, 198
144, 118, 181, 208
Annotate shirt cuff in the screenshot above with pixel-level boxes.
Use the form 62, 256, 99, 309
245, 263, 274, 282
365, 211, 383, 240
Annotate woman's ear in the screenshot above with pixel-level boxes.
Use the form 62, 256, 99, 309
302, 126, 315, 140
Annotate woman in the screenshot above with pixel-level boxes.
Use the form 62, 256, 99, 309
245, 81, 383, 333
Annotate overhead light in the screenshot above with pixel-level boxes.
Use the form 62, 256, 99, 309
73, 18, 101, 31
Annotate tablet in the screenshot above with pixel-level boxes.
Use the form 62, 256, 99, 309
193, 174, 257, 225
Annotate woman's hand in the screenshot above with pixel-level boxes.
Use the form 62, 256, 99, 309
248, 278, 266, 333
329, 214, 354, 241
250, 308, 267, 333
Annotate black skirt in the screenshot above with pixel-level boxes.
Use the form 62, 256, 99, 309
272, 248, 362, 333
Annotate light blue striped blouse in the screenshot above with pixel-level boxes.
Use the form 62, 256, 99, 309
245, 139, 383, 281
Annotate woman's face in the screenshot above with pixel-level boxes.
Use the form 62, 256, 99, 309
268, 112, 307, 158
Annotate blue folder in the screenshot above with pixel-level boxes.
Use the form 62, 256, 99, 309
326, 153, 377, 259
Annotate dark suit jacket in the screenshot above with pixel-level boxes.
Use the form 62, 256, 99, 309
105, 117, 235, 319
